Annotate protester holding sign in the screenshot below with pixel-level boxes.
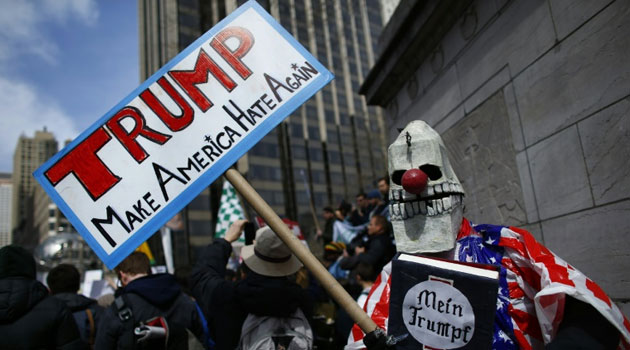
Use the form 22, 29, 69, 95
191, 220, 313, 350
32, 1, 387, 347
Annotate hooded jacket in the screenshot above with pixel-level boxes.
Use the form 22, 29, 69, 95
53, 293, 104, 346
94, 273, 203, 350
0, 277, 85, 349
191, 238, 312, 350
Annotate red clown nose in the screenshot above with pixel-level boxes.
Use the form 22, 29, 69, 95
401, 168, 428, 194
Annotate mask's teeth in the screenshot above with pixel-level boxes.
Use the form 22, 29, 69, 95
434, 185, 442, 194
419, 201, 427, 214
435, 199, 443, 213
401, 203, 408, 219
443, 197, 452, 211
389, 191, 465, 220
413, 200, 421, 213
404, 202, 414, 219
426, 186, 434, 197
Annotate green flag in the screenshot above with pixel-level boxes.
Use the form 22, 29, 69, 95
215, 180, 246, 242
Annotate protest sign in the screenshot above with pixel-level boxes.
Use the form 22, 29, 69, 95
33, 0, 333, 269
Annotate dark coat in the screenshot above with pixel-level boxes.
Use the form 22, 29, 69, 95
322, 217, 336, 245
0, 277, 86, 349
191, 238, 312, 350
94, 273, 203, 350
53, 293, 104, 346
340, 233, 396, 274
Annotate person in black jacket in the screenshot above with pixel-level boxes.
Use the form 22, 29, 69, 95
191, 220, 312, 350
340, 215, 396, 275
48, 263, 104, 348
95, 252, 204, 350
316, 206, 337, 246
0, 245, 86, 349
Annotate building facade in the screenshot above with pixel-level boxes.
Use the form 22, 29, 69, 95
361, 0, 630, 316
0, 173, 12, 247
138, 0, 388, 261
32, 183, 76, 242
11, 129, 58, 250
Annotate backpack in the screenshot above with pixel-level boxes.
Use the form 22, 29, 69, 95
114, 294, 188, 350
238, 308, 313, 350
72, 308, 96, 349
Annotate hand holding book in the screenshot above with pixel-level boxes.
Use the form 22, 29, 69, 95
388, 253, 499, 350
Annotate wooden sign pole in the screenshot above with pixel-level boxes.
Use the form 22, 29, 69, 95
225, 168, 377, 334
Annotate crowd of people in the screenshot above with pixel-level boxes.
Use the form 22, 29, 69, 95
2, 113, 627, 349
312, 176, 397, 348
0, 175, 398, 350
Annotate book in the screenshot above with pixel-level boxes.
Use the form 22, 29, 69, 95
388, 253, 500, 349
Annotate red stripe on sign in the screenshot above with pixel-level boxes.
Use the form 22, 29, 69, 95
140, 77, 195, 132
44, 127, 121, 201
585, 278, 612, 307
169, 49, 237, 112
210, 26, 254, 80
106, 106, 171, 163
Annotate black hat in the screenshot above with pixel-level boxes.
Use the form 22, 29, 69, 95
0, 245, 36, 279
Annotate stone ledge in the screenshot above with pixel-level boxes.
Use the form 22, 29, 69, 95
360, 0, 473, 106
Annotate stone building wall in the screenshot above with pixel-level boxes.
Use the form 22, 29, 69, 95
364, 0, 630, 314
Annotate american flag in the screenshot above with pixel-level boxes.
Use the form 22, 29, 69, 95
346, 219, 630, 350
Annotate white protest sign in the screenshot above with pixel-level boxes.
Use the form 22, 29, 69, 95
33, 0, 333, 269
403, 280, 475, 348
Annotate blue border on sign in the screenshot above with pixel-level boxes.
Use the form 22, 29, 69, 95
33, 0, 333, 269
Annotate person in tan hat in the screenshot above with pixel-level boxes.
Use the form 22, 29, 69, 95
190, 220, 312, 350
239, 224, 303, 278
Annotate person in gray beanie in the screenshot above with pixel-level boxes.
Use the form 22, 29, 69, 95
0, 244, 86, 349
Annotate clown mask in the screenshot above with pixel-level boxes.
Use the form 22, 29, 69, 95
388, 121, 465, 255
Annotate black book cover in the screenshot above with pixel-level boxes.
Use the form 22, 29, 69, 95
388, 253, 499, 349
